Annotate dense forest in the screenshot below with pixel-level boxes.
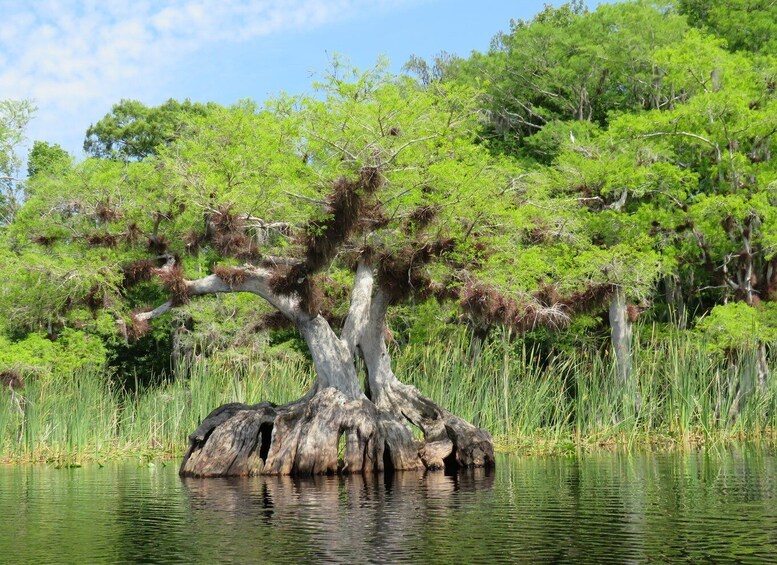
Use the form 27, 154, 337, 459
2, 0, 777, 461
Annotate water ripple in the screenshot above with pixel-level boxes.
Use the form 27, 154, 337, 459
1, 449, 776, 564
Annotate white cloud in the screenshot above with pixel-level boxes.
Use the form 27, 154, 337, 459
0, 0, 415, 157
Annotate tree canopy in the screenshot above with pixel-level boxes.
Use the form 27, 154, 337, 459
83, 98, 215, 160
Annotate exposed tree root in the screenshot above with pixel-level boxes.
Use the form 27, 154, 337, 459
371, 379, 495, 471
179, 387, 494, 478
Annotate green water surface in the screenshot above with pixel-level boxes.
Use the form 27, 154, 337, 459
1, 448, 776, 563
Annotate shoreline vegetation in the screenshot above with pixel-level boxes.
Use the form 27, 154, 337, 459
3, 328, 775, 465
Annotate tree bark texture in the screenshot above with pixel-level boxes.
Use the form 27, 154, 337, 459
178, 263, 495, 477
609, 286, 633, 386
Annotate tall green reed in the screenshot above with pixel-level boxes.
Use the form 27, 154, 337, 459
395, 325, 777, 449
2, 327, 775, 462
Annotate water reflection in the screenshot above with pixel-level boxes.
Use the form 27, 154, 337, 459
1, 449, 776, 564
180, 469, 495, 564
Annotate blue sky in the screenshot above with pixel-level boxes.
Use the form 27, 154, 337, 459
1, 1, 603, 158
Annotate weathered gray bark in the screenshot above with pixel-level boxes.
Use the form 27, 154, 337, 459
756, 343, 770, 394
176, 262, 495, 477
357, 285, 493, 470
725, 344, 770, 422
609, 286, 632, 385
609, 285, 642, 417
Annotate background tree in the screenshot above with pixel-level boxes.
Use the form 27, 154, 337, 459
27, 141, 72, 180
0, 99, 35, 224
469, 1, 688, 157
434, 1, 688, 389
441, 0, 774, 368
83, 98, 215, 161
676, 0, 777, 54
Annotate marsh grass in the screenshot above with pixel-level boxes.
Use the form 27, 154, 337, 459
394, 327, 777, 453
1, 328, 775, 463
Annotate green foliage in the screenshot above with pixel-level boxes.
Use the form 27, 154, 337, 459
696, 302, 777, 353
83, 98, 216, 160
677, 0, 777, 54
27, 141, 72, 179
472, 0, 688, 154
0, 329, 108, 379
3, 65, 529, 386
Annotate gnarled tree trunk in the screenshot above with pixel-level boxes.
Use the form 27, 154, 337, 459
177, 262, 495, 477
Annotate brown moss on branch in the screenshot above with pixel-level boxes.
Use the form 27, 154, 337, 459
268, 170, 387, 309
206, 206, 260, 260
127, 312, 152, 340
183, 230, 206, 254
85, 232, 118, 248
297, 277, 324, 316
461, 282, 570, 332
375, 239, 456, 303
298, 168, 386, 273
406, 205, 440, 232
122, 259, 157, 288
123, 222, 142, 245
85, 285, 110, 313
32, 235, 58, 246
95, 200, 121, 223
301, 177, 362, 271
213, 265, 248, 289
626, 303, 642, 323
358, 203, 390, 231
157, 264, 190, 306
267, 264, 302, 296
525, 224, 552, 245
561, 283, 613, 314
267, 264, 323, 315
359, 166, 383, 192
147, 235, 170, 254
212, 205, 244, 235
214, 231, 257, 259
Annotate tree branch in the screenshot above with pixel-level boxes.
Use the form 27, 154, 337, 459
135, 300, 173, 321
135, 265, 306, 324
383, 135, 437, 166
342, 261, 375, 353
637, 131, 721, 163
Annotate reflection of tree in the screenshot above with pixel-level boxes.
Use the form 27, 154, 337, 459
181, 469, 494, 563
2, 454, 776, 563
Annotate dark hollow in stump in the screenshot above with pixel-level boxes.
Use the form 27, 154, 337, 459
179, 386, 495, 477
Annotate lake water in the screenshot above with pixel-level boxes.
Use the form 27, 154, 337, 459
1, 448, 776, 564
